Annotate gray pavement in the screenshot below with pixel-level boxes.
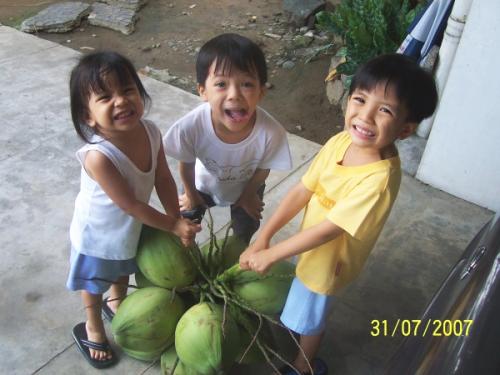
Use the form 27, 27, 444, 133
0, 25, 493, 375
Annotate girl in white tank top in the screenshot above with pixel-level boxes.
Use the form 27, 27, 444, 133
67, 51, 201, 368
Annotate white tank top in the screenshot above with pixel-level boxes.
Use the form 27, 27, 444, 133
69, 120, 161, 260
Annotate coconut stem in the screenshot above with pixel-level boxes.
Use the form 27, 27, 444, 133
168, 356, 179, 375
206, 208, 217, 278
238, 313, 262, 363
221, 294, 228, 339
262, 342, 305, 375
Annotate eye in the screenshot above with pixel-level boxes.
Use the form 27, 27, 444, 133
242, 81, 255, 88
352, 96, 364, 104
215, 81, 226, 88
97, 94, 110, 102
380, 107, 394, 116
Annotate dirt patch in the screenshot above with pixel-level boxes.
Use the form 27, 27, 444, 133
0, 0, 344, 144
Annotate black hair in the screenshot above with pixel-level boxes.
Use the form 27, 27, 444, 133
349, 53, 438, 123
69, 51, 151, 143
196, 33, 267, 86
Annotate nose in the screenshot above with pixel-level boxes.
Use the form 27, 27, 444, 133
227, 83, 242, 100
114, 93, 127, 106
359, 103, 376, 123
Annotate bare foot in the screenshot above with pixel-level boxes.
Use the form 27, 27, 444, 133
85, 321, 113, 361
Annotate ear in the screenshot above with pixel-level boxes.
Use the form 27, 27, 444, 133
197, 84, 208, 101
85, 111, 97, 128
259, 84, 267, 100
398, 122, 417, 140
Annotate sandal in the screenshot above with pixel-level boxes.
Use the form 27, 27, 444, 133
72, 322, 117, 369
101, 297, 115, 322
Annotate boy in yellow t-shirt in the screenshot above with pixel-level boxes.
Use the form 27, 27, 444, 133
239, 54, 438, 375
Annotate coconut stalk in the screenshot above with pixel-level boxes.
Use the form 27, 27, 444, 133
103, 208, 312, 374
185, 209, 312, 374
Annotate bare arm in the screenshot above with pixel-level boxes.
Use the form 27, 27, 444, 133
242, 168, 270, 194
179, 161, 205, 211
239, 181, 313, 267
234, 168, 270, 220
155, 142, 180, 218
84, 150, 200, 241
256, 181, 313, 243
246, 219, 344, 274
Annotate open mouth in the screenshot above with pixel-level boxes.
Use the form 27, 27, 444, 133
113, 110, 134, 120
353, 124, 375, 138
224, 108, 250, 123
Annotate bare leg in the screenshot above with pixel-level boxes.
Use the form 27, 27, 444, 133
106, 275, 129, 313
292, 332, 324, 374
81, 291, 112, 361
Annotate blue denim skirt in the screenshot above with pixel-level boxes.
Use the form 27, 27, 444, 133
66, 248, 138, 295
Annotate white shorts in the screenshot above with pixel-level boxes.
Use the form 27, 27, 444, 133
280, 277, 334, 335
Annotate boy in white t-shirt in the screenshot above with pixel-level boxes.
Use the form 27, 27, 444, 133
164, 33, 292, 243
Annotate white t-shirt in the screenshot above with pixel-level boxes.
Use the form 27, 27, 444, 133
163, 102, 292, 206
69, 120, 161, 260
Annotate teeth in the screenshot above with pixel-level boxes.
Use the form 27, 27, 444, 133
115, 111, 132, 119
355, 125, 374, 137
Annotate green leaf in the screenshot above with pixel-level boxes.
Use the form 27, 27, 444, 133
315, 0, 425, 76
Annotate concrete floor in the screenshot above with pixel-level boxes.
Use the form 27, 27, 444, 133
0, 25, 494, 375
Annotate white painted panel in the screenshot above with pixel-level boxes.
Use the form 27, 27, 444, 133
417, 0, 500, 211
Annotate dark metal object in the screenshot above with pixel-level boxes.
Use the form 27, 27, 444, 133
385, 213, 500, 375
181, 206, 206, 224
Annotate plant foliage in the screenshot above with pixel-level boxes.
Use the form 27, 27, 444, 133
316, 0, 426, 76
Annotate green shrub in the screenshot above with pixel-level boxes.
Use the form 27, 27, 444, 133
316, 0, 426, 77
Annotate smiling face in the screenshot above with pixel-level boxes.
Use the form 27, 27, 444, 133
86, 72, 144, 139
344, 82, 417, 157
198, 60, 265, 143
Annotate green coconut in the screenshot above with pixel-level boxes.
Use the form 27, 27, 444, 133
223, 262, 295, 315
175, 302, 240, 375
200, 235, 247, 271
134, 268, 156, 288
136, 225, 198, 288
161, 345, 203, 375
111, 287, 185, 361
121, 346, 166, 362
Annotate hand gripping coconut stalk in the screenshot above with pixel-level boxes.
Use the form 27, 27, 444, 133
111, 210, 304, 374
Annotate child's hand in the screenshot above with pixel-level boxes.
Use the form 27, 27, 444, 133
179, 193, 205, 212
234, 191, 264, 221
239, 238, 269, 269
244, 250, 274, 275
173, 218, 201, 247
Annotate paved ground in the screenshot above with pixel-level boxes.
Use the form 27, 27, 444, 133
0, 25, 494, 375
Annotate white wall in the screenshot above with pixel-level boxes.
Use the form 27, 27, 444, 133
417, 0, 500, 212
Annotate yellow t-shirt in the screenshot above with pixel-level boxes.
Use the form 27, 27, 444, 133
297, 131, 401, 295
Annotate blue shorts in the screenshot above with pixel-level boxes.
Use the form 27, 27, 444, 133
280, 277, 334, 335
66, 247, 138, 295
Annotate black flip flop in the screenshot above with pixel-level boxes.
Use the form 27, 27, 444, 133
102, 297, 115, 322
72, 322, 117, 369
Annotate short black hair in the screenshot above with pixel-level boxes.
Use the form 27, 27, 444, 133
196, 33, 267, 86
69, 51, 151, 143
349, 54, 438, 123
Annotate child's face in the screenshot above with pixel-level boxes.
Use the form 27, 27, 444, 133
86, 73, 144, 138
198, 60, 265, 142
344, 83, 416, 153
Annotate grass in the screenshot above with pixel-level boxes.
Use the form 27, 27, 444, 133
0, 8, 40, 29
